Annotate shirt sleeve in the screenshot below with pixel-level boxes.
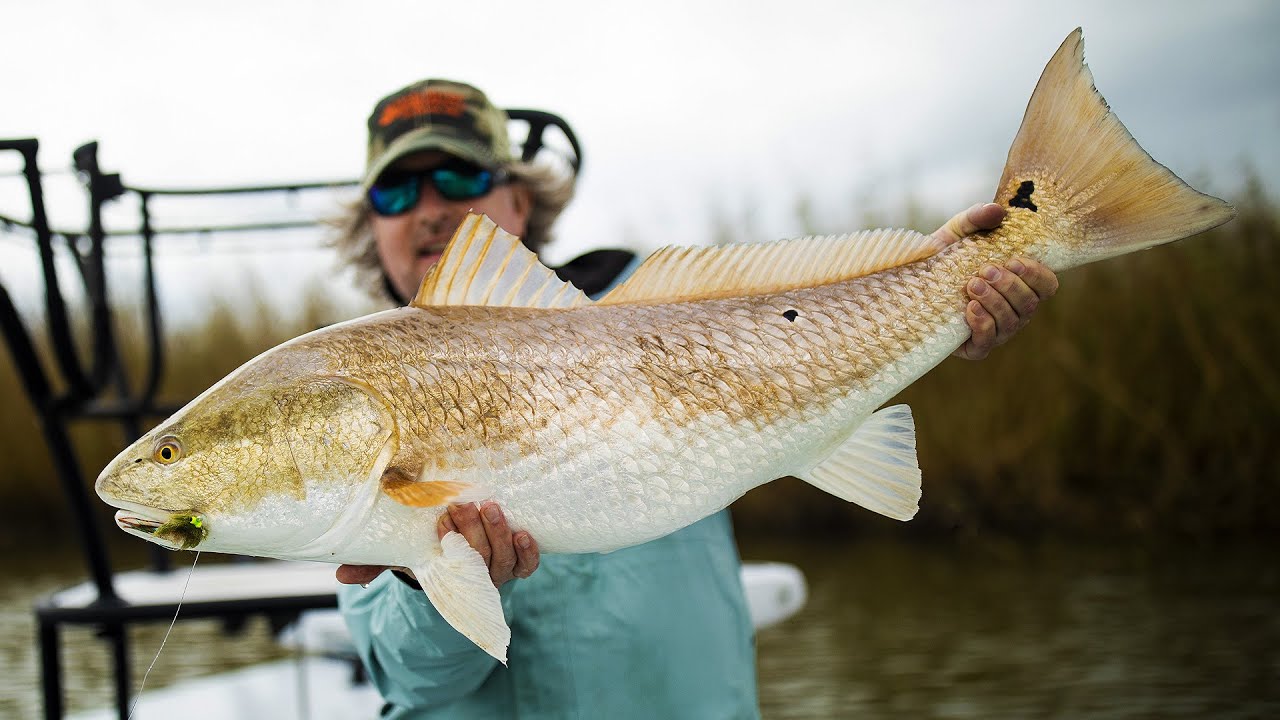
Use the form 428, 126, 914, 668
337, 569, 512, 710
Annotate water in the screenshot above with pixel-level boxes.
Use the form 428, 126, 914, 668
0, 542, 295, 719
2, 535, 1276, 719
744, 536, 1279, 719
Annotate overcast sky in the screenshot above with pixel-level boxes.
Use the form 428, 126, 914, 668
2, 0, 1277, 322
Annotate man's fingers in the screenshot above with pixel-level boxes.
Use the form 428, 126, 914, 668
438, 502, 540, 587
933, 203, 1006, 248
955, 256, 1060, 359
957, 301, 994, 361
973, 267, 1030, 338
479, 501, 517, 583
935, 194, 1057, 363
437, 509, 457, 540
336, 564, 387, 585
1008, 257, 1059, 300
447, 504, 492, 568
512, 531, 540, 579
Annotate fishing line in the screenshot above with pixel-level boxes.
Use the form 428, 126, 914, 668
127, 550, 200, 720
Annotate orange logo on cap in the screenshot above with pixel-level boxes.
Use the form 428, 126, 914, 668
378, 90, 467, 127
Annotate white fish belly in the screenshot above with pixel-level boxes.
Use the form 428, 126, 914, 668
487, 411, 786, 553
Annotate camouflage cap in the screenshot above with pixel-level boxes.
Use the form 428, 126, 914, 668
362, 79, 513, 190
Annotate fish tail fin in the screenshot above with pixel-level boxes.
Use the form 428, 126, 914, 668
996, 28, 1234, 270
795, 404, 921, 521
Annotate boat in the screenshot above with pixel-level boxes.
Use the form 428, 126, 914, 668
67, 561, 806, 720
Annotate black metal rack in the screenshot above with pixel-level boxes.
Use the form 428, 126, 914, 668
0, 108, 584, 720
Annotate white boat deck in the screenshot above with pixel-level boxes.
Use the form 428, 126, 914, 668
47, 560, 340, 608
67, 561, 806, 719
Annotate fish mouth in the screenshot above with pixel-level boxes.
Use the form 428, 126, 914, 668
116, 512, 164, 534
113, 505, 208, 550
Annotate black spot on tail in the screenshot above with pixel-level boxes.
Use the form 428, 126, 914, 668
782, 309, 798, 322
1009, 180, 1038, 212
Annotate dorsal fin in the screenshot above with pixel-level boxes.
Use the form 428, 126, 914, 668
411, 214, 591, 309
597, 228, 941, 305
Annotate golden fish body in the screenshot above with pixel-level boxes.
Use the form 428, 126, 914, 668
96, 30, 1234, 662
318, 229, 1029, 554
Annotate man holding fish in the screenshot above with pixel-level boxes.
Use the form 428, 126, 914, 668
329, 79, 1058, 718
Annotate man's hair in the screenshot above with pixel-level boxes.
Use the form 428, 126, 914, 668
329, 160, 574, 302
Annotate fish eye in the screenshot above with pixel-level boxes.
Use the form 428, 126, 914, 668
153, 437, 183, 465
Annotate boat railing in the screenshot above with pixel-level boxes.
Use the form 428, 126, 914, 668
0, 108, 583, 720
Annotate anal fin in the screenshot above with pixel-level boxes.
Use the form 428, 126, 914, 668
413, 532, 511, 664
795, 404, 921, 521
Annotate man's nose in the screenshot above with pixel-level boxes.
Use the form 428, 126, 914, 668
408, 182, 453, 220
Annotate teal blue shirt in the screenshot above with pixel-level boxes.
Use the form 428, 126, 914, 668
337, 510, 759, 719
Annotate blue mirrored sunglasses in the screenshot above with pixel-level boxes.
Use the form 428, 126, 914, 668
367, 161, 509, 216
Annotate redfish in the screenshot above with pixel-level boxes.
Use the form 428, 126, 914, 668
96, 30, 1234, 662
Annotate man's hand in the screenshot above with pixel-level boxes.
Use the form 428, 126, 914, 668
438, 502, 540, 586
335, 501, 540, 589
933, 202, 1060, 360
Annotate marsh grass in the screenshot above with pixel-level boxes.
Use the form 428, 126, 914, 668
1, 186, 1276, 541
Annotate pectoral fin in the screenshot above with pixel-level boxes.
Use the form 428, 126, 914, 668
380, 467, 471, 507
795, 404, 921, 521
412, 532, 510, 664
